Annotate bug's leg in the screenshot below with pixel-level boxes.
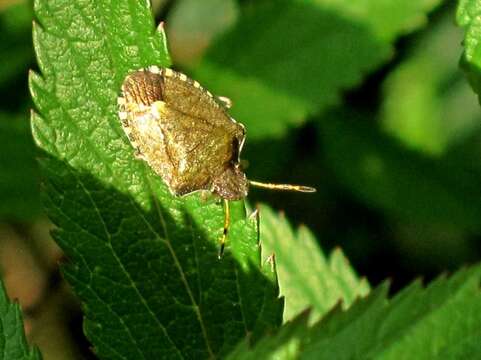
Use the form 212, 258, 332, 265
199, 190, 210, 203
133, 147, 145, 160
218, 199, 230, 259
217, 96, 233, 109
265, 253, 276, 272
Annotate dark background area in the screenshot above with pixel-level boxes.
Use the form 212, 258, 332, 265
1, 0, 480, 358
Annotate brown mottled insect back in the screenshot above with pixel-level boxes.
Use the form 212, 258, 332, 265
118, 66, 315, 257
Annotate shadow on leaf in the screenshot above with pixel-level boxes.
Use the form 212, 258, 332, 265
38, 153, 283, 359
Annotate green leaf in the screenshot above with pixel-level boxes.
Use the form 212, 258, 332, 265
227, 310, 310, 360
0, 277, 42, 360
30, 1, 282, 358
259, 204, 369, 322
319, 108, 481, 232
382, 7, 480, 156
304, 265, 481, 359
457, 0, 481, 100
229, 265, 481, 359
193, 0, 441, 140
0, 112, 41, 221
320, 0, 441, 42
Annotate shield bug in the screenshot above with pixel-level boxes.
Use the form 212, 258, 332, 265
118, 66, 315, 257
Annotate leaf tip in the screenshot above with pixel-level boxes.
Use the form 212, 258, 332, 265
156, 20, 171, 64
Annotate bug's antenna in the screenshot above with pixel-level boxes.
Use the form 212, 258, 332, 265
249, 181, 316, 193
218, 199, 230, 259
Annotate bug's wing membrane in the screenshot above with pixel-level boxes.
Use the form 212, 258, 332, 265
161, 70, 234, 123
154, 102, 238, 196
118, 67, 246, 197
152, 69, 245, 196
120, 104, 180, 192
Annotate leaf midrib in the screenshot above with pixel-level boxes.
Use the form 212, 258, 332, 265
73, 169, 182, 359
144, 174, 215, 358
42, 2, 213, 354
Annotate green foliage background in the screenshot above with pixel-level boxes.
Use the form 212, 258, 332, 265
1, 0, 481, 358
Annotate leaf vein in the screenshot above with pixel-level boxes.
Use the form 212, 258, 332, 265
144, 174, 214, 358
74, 171, 182, 359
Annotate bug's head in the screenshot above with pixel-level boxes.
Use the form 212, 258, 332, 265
211, 166, 248, 201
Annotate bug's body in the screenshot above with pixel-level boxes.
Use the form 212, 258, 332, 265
118, 66, 248, 201
118, 66, 315, 257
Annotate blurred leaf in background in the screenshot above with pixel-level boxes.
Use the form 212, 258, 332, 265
318, 107, 481, 275
166, 0, 239, 67
320, 108, 481, 232
0, 112, 41, 221
314, 3, 481, 278
381, 8, 480, 156
0, 1, 34, 90
0, 1, 41, 222
191, 0, 442, 140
